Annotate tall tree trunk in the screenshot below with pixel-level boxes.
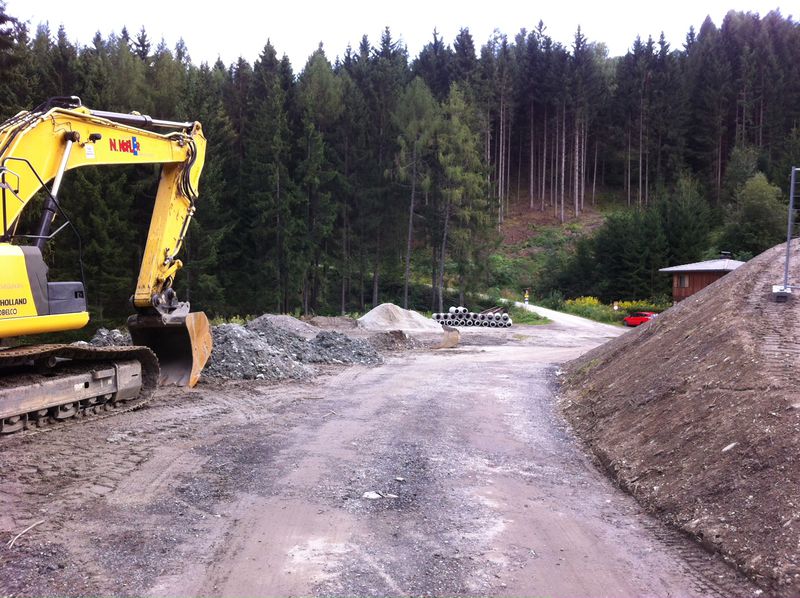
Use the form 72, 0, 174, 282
581, 122, 587, 211
529, 103, 535, 209
638, 91, 644, 207
560, 102, 566, 223
372, 233, 381, 308
431, 244, 438, 312
644, 121, 649, 206
485, 107, 492, 192
341, 216, 348, 315
553, 108, 559, 219
302, 275, 309, 316
359, 227, 365, 311
541, 107, 547, 211
341, 140, 349, 315
403, 144, 418, 309
437, 201, 451, 314
573, 114, 580, 217
716, 134, 723, 204
507, 117, 512, 215
517, 117, 523, 206
592, 138, 598, 206
497, 94, 505, 223
656, 132, 663, 186
626, 126, 632, 207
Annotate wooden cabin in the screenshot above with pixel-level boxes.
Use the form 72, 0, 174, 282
659, 258, 744, 302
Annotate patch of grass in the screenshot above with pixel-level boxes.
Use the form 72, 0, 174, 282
508, 305, 549, 325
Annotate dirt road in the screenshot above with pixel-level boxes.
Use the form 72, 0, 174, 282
0, 317, 758, 597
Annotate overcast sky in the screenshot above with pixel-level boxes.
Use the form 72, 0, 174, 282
7, 0, 790, 70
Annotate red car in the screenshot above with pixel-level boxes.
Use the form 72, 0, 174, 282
623, 311, 658, 327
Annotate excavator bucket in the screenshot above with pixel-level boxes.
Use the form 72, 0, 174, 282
128, 311, 212, 387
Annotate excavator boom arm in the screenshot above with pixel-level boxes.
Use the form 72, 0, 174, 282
0, 101, 206, 308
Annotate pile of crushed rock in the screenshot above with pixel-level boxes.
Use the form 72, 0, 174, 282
90, 328, 131, 347
89, 314, 383, 382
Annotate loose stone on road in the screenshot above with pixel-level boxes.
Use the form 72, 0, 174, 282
0, 313, 757, 597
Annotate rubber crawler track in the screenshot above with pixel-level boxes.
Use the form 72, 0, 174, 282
0, 343, 159, 438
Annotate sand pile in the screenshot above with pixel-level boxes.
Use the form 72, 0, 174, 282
561, 242, 800, 595
358, 303, 442, 332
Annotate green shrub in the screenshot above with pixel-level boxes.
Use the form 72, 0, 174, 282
555, 296, 670, 324
562, 296, 619, 323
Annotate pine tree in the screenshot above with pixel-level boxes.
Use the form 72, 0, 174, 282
411, 30, 452, 101
133, 26, 150, 63
436, 84, 491, 309
297, 47, 343, 313
393, 77, 439, 308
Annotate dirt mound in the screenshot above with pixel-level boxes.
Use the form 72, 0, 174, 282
367, 330, 422, 352
357, 303, 442, 332
561, 242, 800, 595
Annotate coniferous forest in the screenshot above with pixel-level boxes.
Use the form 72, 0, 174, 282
1, 3, 799, 322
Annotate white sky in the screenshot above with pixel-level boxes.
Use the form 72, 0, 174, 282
8, 0, 791, 70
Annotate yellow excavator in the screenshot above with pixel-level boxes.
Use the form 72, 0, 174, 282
0, 97, 213, 434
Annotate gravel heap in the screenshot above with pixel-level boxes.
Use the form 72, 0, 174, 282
247, 314, 319, 339
90, 328, 132, 346
204, 317, 382, 380
358, 303, 442, 332
88, 314, 383, 381
203, 323, 314, 381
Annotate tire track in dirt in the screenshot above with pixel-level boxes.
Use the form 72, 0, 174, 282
746, 241, 800, 382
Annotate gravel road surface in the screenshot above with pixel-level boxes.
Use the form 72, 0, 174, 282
0, 315, 758, 597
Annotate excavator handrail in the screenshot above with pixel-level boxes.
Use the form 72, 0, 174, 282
88, 109, 195, 130
0, 155, 87, 293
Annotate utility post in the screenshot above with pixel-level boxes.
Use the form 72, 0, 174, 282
773, 166, 798, 302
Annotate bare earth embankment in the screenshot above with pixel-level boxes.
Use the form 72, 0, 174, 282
561, 241, 800, 596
